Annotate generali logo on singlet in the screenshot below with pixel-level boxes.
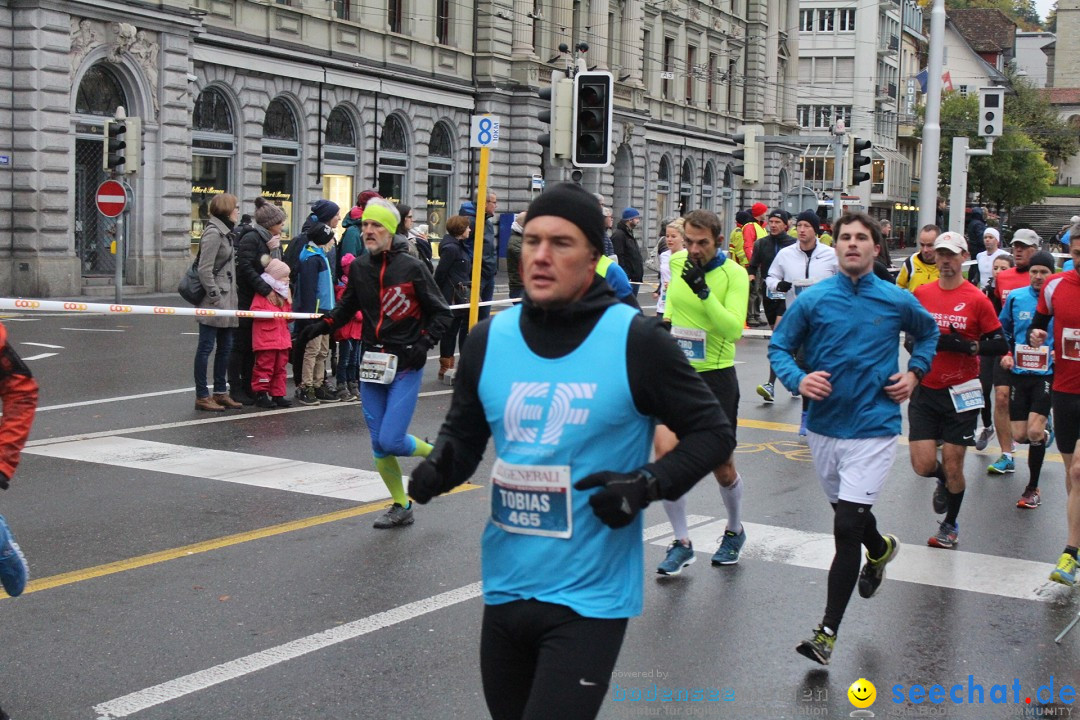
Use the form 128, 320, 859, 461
380, 282, 421, 322
504, 382, 597, 446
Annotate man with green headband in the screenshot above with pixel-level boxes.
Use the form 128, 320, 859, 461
300, 198, 452, 528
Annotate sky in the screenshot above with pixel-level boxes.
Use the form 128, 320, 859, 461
1035, 0, 1055, 24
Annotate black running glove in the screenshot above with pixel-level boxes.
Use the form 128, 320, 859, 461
574, 469, 661, 529
775, 280, 793, 293
681, 261, 710, 299
937, 328, 975, 355
401, 338, 434, 370
0, 472, 8, 490
409, 444, 456, 505
297, 314, 335, 346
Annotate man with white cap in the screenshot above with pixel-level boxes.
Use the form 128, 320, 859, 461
908, 231, 1008, 549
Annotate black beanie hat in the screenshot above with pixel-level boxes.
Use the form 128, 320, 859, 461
1029, 250, 1056, 272
767, 208, 786, 222
735, 210, 753, 225
524, 183, 605, 255
795, 210, 821, 234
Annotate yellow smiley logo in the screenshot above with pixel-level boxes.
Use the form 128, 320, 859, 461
848, 678, 876, 709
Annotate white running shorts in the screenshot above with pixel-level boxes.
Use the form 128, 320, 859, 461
805, 432, 898, 505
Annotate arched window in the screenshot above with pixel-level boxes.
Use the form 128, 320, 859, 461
426, 122, 455, 238
261, 98, 301, 240
378, 115, 410, 204
323, 106, 359, 237
701, 162, 715, 211
74, 63, 131, 277
75, 64, 127, 117
263, 99, 298, 141
656, 156, 671, 223
679, 159, 694, 215
192, 88, 237, 246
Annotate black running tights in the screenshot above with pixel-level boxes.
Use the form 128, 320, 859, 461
480, 600, 628, 720
823, 500, 886, 633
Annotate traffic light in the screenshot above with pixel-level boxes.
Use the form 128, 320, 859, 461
103, 119, 127, 174
571, 71, 613, 168
732, 124, 763, 185
847, 136, 872, 188
538, 70, 573, 165
978, 87, 1004, 138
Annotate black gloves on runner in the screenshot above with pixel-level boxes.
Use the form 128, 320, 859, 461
937, 328, 975, 355
409, 444, 455, 504
297, 314, 335, 346
401, 338, 434, 371
681, 262, 710, 300
0, 472, 8, 490
775, 280, 793, 293
574, 469, 661, 529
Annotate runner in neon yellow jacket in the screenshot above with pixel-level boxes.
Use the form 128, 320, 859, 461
663, 250, 749, 371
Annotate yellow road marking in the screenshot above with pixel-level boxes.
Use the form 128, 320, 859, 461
7, 484, 480, 598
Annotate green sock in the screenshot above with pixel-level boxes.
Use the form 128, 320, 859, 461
411, 436, 433, 458
374, 456, 409, 506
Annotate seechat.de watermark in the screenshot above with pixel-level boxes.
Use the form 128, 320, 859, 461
891, 676, 1076, 711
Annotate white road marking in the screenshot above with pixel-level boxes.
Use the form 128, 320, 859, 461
20, 342, 64, 349
61, 327, 124, 332
25, 437, 392, 502
21, 352, 57, 361
91, 516, 693, 718
653, 519, 1068, 603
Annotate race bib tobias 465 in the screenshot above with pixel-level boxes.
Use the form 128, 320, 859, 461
490, 459, 572, 539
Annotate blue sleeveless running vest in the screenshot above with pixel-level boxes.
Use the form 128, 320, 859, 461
477, 303, 653, 618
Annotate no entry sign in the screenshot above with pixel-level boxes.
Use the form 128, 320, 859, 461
96, 179, 127, 218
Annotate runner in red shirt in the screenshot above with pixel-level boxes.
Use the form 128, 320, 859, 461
986, 229, 1041, 475
910, 232, 1008, 549
1028, 229, 1080, 586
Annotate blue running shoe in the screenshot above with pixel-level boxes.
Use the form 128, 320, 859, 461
799, 411, 808, 438
987, 454, 1015, 474
927, 521, 958, 549
0, 514, 28, 597
756, 383, 775, 403
1050, 552, 1077, 587
657, 540, 696, 576
711, 528, 746, 566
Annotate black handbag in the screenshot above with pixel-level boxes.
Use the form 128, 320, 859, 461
178, 255, 205, 306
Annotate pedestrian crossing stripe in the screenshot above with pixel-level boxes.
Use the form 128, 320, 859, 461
653, 519, 1069, 603
25, 437, 391, 503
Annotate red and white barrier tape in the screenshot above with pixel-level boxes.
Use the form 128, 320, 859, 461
0, 296, 520, 319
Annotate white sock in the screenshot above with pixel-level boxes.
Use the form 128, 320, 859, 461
663, 496, 690, 542
719, 474, 744, 534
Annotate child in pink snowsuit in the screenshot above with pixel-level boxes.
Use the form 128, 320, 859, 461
250, 259, 293, 408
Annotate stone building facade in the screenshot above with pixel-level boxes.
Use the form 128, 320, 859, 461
0, 0, 799, 297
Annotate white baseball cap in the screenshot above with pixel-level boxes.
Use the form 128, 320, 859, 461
1011, 228, 1040, 247
933, 231, 968, 254
1070, 215, 1079, 224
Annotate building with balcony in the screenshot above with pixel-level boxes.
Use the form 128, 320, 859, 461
795, 0, 908, 218
0, 0, 799, 297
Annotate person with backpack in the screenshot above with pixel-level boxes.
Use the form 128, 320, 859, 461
193, 193, 241, 412
229, 197, 286, 405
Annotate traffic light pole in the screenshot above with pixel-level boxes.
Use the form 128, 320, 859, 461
947, 136, 995, 234
832, 131, 846, 228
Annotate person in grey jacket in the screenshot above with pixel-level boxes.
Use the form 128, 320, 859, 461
194, 193, 241, 412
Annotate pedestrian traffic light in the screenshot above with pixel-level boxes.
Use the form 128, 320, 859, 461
571, 70, 613, 168
732, 124, 763, 185
103, 119, 127, 174
978, 87, 1005, 138
538, 70, 573, 165
846, 136, 872, 188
